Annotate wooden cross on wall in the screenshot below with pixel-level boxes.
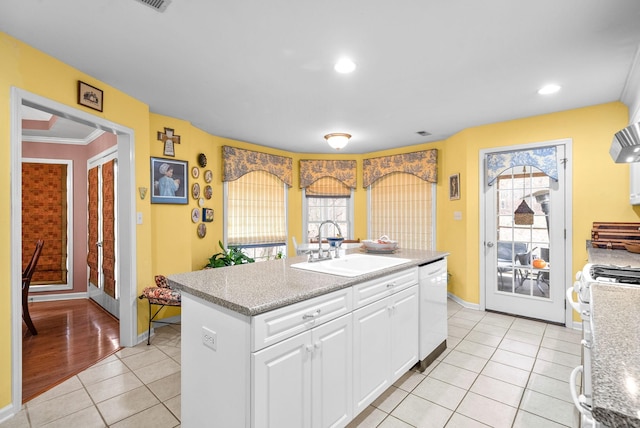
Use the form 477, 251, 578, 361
157, 127, 181, 157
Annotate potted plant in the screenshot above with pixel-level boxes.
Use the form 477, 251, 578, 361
205, 241, 255, 268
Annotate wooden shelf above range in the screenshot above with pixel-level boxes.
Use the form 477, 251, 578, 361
591, 222, 640, 250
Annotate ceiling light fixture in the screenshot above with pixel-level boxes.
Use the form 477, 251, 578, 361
324, 133, 351, 150
538, 84, 561, 95
334, 58, 356, 74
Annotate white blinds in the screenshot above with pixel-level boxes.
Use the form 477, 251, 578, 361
370, 172, 434, 251
227, 170, 287, 245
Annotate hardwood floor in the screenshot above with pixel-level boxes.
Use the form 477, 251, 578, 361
22, 299, 120, 403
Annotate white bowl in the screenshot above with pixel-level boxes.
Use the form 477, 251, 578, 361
361, 239, 399, 251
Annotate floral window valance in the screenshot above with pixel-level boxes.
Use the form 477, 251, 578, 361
486, 146, 558, 186
222, 146, 293, 187
299, 159, 357, 189
363, 149, 437, 188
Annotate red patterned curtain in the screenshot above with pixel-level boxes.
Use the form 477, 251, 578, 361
22, 162, 68, 284
102, 160, 116, 298
87, 166, 99, 287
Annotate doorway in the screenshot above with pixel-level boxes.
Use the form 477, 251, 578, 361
10, 88, 138, 413
481, 140, 572, 324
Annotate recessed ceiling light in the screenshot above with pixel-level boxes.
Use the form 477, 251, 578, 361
334, 58, 356, 74
538, 84, 561, 95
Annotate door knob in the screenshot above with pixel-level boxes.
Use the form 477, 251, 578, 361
486, 242, 494, 247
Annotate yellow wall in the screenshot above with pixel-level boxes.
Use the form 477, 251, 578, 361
1, 29, 637, 411
440, 102, 634, 305
0, 33, 152, 408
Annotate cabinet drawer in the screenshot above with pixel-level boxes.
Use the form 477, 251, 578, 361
353, 268, 418, 309
252, 288, 352, 351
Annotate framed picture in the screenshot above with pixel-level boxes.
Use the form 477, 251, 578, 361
449, 173, 460, 200
150, 157, 188, 204
203, 208, 214, 222
77, 81, 103, 112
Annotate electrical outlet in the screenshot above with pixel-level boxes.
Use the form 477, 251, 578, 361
201, 326, 217, 351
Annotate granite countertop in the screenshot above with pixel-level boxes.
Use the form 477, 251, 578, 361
586, 242, 640, 427
168, 248, 448, 316
587, 242, 640, 267
590, 283, 640, 428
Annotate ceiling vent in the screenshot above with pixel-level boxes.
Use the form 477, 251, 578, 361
134, 0, 171, 12
416, 131, 431, 137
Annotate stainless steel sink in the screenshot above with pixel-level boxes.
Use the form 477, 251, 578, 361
290, 253, 412, 277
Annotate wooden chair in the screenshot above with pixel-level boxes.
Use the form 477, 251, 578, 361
138, 275, 181, 345
22, 239, 44, 336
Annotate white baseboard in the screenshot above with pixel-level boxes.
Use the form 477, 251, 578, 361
570, 321, 583, 331
136, 315, 182, 346
152, 314, 181, 327
28, 292, 88, 302
0, 403, 19, 425
447, 292, 480, 310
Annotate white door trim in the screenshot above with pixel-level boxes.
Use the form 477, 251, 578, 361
478, 138, 573, 326
10, 87, 138, 413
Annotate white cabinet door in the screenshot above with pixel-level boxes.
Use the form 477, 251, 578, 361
352, 296, 392, 415
311, 314, 353, 428
390, 286, 419, 381
253, 331, 312, 428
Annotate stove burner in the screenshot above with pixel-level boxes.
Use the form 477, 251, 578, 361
591, 265, 640, 285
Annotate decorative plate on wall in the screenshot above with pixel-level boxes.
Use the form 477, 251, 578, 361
197, 223, 207, 238
191, 166, 200, 178
204, 170, 213, 183
191, 208, 201, 223
192, 182, 200, 199
198, 153, 208, 168
204, 185, 213, 199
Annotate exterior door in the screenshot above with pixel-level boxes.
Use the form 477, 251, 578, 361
484, 144, 567, 323
87, 151, 119, 318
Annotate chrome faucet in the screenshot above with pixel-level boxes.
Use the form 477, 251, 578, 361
308, 220, 344, 262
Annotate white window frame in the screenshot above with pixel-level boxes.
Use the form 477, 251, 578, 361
302, 188, 354, 242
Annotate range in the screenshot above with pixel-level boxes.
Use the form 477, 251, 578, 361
567, 263, 640, 428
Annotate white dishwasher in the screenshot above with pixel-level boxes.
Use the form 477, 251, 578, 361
418, 257, 448, 370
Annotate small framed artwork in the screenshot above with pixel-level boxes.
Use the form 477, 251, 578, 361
192, 183, 201, 199
77, 81, 104, 112
203, 208, 214, 222
449, 173, 460, 200
150, 157, 188, 204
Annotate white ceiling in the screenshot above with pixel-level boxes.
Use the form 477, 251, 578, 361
4, 0, 640, 153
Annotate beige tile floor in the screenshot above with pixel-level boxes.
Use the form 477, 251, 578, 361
1, 299, 582, 427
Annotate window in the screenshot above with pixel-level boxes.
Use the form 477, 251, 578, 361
225, 170, 287, 262
304, 194, 353, 242
22, 159, 73, 290
303, 176, 353, 242
368, 172, 435, 250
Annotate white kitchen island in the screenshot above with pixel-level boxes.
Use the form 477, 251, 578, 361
168, 249, 448, 428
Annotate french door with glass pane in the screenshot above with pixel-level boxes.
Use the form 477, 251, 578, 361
87, 150, 119, 318
484, 144, 566, 323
